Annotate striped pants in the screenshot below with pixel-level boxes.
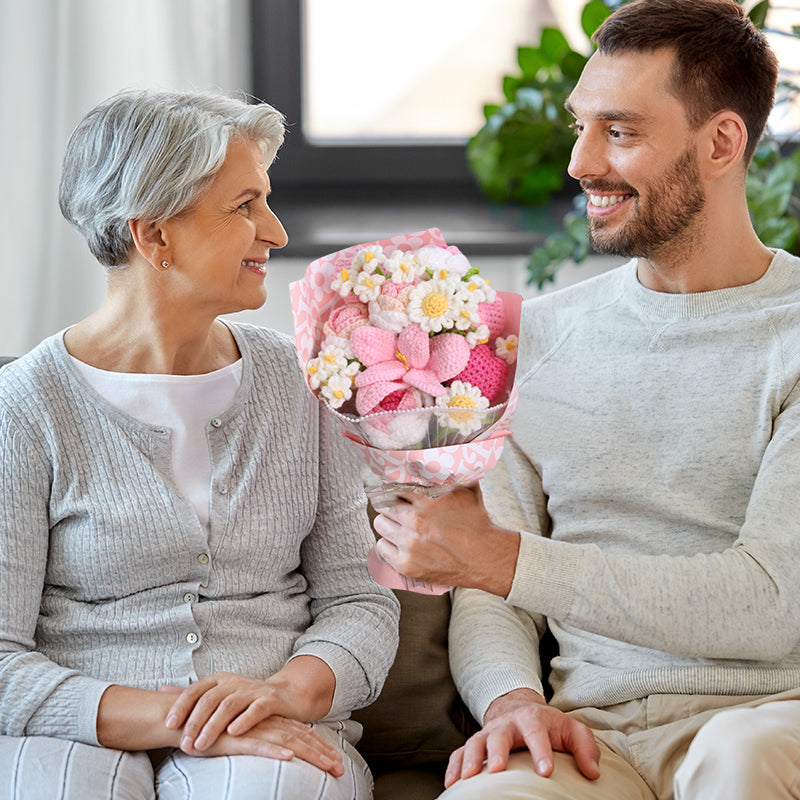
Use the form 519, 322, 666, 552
0, 722, 372, 799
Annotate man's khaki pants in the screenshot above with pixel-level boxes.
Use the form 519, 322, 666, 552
439, 688, 800, 800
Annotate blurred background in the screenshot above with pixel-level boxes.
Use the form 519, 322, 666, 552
1, 0, 797, 355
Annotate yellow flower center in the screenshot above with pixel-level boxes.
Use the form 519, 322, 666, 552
341, 268, 349, 282
333, 389, 344, 399
446, 394, 478, 424
439, 269, 448, 280
421, 291, 448, 319
323, 353, 337, 364
308, 365, 318, 374
448, 395, 477, 410
460, 309, 472, 320
365, 252, 375, 262
396, 350, 410, 370
468, 282, 477, 292
365, 278, 375, 288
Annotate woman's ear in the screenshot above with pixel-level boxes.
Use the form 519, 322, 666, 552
128, 218, 169, 270
702, 111, 748, 180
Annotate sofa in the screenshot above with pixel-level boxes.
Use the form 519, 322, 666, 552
351, 587, 479, 800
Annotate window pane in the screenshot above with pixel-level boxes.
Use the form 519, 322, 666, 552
302, 0, 800, 143
302, 0, 544, 143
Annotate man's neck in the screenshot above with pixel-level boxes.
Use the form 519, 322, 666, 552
635, 207, 774, 294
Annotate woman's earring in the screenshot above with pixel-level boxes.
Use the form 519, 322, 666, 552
160, 260, 170, 270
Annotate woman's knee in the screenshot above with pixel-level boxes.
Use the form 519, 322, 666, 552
0, 736, 154, 800
157, 750, 372, 800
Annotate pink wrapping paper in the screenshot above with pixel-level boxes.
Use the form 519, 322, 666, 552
289, 229, 521, 595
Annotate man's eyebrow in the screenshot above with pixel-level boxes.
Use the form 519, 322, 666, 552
564, 99, 652, 124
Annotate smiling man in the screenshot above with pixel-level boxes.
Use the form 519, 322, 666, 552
373, 1, 800, 798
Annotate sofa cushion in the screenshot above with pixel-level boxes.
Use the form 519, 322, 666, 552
352, 587, 478, 772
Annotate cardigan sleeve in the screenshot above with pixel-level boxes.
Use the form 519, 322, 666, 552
291, 398, 400, 718
0, 400, 110, 744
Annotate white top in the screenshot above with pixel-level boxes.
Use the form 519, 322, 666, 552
71, 357, 242, 529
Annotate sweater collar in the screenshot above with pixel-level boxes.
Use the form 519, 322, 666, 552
623, 250, 790, 319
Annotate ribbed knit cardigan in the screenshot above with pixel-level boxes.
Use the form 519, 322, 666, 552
0, 322, 399, 746
450, 250, 800, 723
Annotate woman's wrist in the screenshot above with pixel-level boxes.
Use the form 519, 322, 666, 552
97, 684, 183, 751
268, 655, 336, 721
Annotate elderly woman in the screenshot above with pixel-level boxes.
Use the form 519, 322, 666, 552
0, 89, 399, 800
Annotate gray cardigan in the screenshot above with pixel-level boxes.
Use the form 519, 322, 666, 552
0, 322, 399, 745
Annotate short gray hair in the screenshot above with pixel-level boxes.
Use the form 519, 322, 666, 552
58, 88, 286, 268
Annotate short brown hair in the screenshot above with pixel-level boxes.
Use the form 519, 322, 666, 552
594, 0, 778, 163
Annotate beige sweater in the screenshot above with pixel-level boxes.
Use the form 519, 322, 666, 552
451, 250, 800, 722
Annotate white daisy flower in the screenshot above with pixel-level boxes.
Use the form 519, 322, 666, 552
414, 246, 472, 279
434, 380, 490, 435
331, 265, 359, 296
353, 270, 386, 302
452, 296, 482, 332
320, 334, 354, 360
465, 324, 491, 347
321, 373, 354, 409
456, 274, 496, 305
307, 344, 346, 389
385, 249, 426, 283
351, 245, 386, 274
406, 277, 462, 333
495, 335, 519, 364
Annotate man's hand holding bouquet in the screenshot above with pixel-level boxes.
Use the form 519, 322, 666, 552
290, 228, 521, 594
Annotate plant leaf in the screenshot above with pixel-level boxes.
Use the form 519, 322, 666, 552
581, 0, 612, 39
518, 46, 548, 77
540, 27, 572, 63
748, 0, 769, 29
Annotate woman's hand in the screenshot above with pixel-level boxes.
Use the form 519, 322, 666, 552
164, 656, 336, 753
186, 715, 344, 777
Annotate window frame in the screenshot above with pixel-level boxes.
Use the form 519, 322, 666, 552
249, 0, 477, 189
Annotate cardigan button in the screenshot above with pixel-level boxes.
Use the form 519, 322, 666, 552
210, 417, 222, 428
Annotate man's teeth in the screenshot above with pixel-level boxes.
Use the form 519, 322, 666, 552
590, 194, 627, 207
242, 260, 263, 267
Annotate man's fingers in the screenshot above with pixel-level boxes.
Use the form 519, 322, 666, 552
444, 746, 466, 787
561, 718, 602, 780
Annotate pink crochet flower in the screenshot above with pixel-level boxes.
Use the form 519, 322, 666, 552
323, 303, 369, 338
453, 344, 509, 403
350, 323, 470, 416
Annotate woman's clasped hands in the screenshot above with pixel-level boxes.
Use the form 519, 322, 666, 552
160, 657, 344, 777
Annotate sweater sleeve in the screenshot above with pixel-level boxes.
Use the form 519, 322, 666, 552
506, 378, 800, 662
0, 405, 109, 744
448, 434, 549, 723
292, 399, 400, 717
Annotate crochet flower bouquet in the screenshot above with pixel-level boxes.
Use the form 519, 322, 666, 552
290, 228, 521, 594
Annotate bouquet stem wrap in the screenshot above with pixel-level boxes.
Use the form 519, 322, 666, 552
290, 228, 521, 595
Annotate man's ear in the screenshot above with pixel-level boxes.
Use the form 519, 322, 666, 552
702, 111, 748, 179
128, 218, 169, 270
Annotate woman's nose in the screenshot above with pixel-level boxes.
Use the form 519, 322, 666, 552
259, 204, 288, 250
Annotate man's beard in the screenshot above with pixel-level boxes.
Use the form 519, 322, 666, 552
584, 148, 706, 259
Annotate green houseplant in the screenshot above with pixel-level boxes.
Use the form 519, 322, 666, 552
467, 0, 800, 287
